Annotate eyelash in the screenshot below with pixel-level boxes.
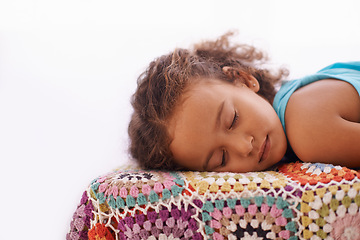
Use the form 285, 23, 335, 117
219, 111, 238, 168
221, 149, 227, 167
220, 111, 239, 168
229, 110, 239, 129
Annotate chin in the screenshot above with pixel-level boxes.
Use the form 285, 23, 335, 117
272, 141, 287, 164
271, 152, 286, 166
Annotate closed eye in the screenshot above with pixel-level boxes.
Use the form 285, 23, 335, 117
220, 149, 227, 167
229, 110, 239, 129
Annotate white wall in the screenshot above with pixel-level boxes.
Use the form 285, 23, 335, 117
0, 0, 359, 239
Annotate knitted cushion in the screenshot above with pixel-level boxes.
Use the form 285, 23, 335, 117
67, 162, 360, 240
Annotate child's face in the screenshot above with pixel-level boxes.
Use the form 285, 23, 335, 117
168, 78, 287, 172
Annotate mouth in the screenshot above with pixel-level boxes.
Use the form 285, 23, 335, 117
258, 135, 270, 164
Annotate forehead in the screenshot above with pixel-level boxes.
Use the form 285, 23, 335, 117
168, 80, 229, 170
169, 80, 226, 126
179, 79, 233, 108
169, 79, 227, 134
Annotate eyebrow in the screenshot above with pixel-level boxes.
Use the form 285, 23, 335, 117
202, 100, 225, 171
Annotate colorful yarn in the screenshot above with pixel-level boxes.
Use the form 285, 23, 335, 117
279, 162, 360, 186
67, 191, 94, 240
201, 196, 297, 239
67, 162, 360, 239
88, 223, 115, 240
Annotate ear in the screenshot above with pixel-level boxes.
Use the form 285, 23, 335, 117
222, 66, 260, 93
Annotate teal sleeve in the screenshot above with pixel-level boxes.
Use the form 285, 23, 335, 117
273, 61, 360, 135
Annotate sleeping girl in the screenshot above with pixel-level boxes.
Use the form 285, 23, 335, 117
128, 32, 360, 172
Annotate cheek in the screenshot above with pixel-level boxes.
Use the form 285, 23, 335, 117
259, 104, 280, 126
226, 160, 256, 173
245, 94, 274, 119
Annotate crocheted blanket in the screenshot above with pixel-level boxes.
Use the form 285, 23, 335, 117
67, 162, 360, 240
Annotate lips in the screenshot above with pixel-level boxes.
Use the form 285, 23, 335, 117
258, 135, 270, 163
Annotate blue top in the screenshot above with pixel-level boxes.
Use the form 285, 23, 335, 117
273, 62, 360, 134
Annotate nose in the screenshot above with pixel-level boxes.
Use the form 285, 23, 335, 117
226, 133, 254, 157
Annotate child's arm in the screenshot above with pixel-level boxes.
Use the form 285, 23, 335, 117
285, 79, 360, 168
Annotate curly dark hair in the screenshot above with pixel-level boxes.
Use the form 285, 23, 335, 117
128, 32, 288, 170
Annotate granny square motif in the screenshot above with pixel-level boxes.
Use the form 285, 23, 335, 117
67, 162, 360, 240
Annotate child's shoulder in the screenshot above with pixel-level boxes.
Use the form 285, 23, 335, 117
285, 78, 360, 167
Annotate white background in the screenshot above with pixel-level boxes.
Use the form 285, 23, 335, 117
0, 0, 359, 239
